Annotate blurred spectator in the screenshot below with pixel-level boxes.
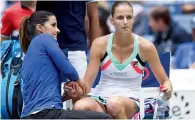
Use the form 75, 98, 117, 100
85, 6, 110, 38
98, 6, 110, 36
173, 16, 195, 69
182, 4, 195, 14
131, 2, 147, 36
148, 6, 192, 54
0, 1, 36, 42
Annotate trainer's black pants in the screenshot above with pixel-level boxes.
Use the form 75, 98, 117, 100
22, 109, 112, 119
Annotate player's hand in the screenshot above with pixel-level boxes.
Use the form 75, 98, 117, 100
77, 79, 87, 95
161, 81, 172, 100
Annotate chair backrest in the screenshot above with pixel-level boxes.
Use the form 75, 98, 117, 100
142, 52, 171, 87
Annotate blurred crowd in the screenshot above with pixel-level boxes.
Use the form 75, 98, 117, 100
1, 0, 195, 69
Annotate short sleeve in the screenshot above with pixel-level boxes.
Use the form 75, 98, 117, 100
1, 10, 13, 36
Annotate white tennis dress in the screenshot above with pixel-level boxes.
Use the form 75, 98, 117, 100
90, 33, 145, 119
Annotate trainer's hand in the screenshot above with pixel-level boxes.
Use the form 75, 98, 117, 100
65, 81, 79, 92
64, 82, 78, 98
161, 81, 172, 100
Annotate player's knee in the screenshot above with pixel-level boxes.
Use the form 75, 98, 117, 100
73, 99, 93, 111
106, 97, 124, 117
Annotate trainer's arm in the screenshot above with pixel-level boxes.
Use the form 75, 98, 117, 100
84, 38, 102, 93
42, 34, 79, 82
87, 1, 99, 48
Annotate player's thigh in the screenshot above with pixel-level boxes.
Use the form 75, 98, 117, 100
120, 97, 139, 118
74, 97, 106, 112
107, 96, 138, 117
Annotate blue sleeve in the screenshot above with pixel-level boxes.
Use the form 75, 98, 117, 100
39, 34, 79, 81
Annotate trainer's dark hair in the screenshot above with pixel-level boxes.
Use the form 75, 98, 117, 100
111, 1, 133, 17
149, 6, 171, 25
19, 11, 54, 53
